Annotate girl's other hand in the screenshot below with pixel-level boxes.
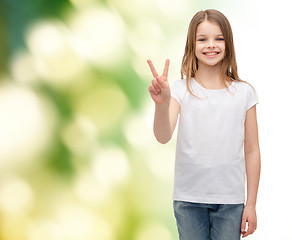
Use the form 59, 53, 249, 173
241, 205, 257, 238
147, 59, 171, 105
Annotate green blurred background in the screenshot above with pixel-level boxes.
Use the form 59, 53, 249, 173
0, 0, 253, 239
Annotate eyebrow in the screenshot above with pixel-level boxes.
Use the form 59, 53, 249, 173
196, 34, 224, 37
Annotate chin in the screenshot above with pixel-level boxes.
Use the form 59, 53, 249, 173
200, 61, 222, 67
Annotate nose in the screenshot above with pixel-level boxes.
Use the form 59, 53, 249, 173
207, 39, 216, 48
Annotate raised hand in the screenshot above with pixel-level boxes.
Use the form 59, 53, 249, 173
147, 59, 170, 105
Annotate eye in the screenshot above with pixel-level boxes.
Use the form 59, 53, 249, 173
197, 38, 205, 41
217, 38, 224, 41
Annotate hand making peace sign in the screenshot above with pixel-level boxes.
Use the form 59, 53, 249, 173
147, 59, 170, 105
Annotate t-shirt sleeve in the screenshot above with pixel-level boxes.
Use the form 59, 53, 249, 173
170, 79, 186, 105
246, 84, 259, 111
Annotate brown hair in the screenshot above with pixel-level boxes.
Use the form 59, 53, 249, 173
181, 9, 252, 98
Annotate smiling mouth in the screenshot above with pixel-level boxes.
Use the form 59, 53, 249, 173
203, 52, 220, 55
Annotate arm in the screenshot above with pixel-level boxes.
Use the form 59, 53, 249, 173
147, 59, 180, 144
154, 97, 180, 144
241, 105, 261, 238
244, 105, 261, 207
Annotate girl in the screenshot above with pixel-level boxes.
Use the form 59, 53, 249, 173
147, 9, 260, 240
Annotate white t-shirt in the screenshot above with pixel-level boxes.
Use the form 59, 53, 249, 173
170, 77, 259, 204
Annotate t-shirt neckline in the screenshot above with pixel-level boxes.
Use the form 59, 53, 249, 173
192, 77, 234, 92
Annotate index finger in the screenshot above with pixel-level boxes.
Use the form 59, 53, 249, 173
147, 59, 159, 78
162, 59, 170, 78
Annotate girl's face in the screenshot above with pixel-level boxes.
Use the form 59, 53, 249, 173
195, 20, 225, 68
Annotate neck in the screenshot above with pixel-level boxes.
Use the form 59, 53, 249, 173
195, 62, 223, 85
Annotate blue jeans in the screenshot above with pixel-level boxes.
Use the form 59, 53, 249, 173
173, 201, 244, 240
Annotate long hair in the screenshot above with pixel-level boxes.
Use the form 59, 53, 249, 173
181, 9, 251, 98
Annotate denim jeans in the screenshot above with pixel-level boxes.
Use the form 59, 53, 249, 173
173, 201, 244, 240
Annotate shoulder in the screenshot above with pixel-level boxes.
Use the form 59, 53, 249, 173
233, 80, 259, 110
170, 79, 188, 104
171, 78, 187, 87
232, 80, 257, 93
171, 78, 188, 93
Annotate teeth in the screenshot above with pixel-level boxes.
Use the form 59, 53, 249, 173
204, 52, 218, 55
